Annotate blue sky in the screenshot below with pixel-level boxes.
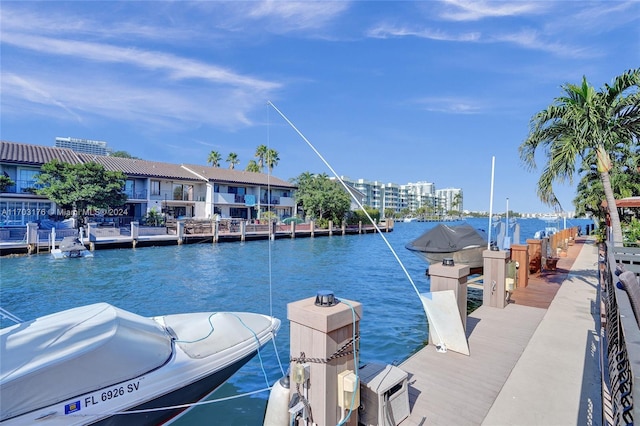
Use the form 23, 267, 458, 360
1, 1, 638, 213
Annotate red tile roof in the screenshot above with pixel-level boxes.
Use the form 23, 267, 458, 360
0, 140, 82, 165
0, 141, 296, 188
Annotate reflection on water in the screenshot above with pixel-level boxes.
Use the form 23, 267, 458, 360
0, 217, 593, 424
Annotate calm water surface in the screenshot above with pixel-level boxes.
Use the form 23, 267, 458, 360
0, 217, 593, 424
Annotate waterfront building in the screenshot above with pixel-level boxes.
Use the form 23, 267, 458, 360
54, 137, 112, 156
436, 187, 463, 214
0, 141, 296, 227
401, 181, 438, 214
339, 177, 447, 218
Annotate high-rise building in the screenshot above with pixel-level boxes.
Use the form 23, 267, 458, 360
54, 137, 111, 156
436, 188, 463, 213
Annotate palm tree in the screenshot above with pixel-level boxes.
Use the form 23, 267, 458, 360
207, 150, 222, 167
226, 152, 240, 169
453, 192, 463, 215
519, 69, 639, 245
255, 145, 268, 172
245, 160, 260, 173
265, 148, 279, 173
574, 145, 640, 220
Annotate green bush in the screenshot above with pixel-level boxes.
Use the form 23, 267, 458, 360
623, 218, 640, 244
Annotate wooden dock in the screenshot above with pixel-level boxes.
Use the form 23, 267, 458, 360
399, 238, 592, 425
0, 222, 392, 256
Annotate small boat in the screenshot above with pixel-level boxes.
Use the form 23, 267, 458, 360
533, 215, 561, 239
403, 216, 417, 223
405, 223, 488, 269
51, 236, 93, 258
0, 303, 280, 425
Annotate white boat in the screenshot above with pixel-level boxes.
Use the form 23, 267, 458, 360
51, 236, 93, 259
0, 303, 280, 425
533, 214, 561, 239
405, 223, 488, 269
403, 216, 417, 223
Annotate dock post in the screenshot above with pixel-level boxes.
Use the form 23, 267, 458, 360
310, 220, 315, 237
358, 221, 362, 234
177, 221, 184, 245
241, 220, 246, 242
482, 249, 510, 308
51, 227, 56, 251
26, 222, 38, 255
429, 261, 470, 333
213, 219, 219, 243
290, 221, 296, 238
342, 221, 346, 236
329, 220, 333, 236
526, 239, 541, 274
288, 293, 362, 426
87, 222, 97, 251
510, 244, 529, 288
131, 221, 139, 248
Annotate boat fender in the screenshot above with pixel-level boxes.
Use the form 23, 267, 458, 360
263, 375, 290, 426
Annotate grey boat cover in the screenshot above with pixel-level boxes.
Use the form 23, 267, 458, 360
405, 223, 487, 254
0, 303, 172, 421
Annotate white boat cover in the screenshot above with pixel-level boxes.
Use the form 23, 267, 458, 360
0, 303, 172, 421
164, 312, 275, 359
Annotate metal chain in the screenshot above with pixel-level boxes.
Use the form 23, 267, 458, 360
290, 333, 360, 364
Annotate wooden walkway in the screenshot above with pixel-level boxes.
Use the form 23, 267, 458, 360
399, 238, 589, 425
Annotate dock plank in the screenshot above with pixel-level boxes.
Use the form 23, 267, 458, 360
399, 238, 589, 425
400, 304, 546, 425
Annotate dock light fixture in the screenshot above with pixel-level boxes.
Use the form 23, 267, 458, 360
315, 290, 339, 307
442, 258, 454, 266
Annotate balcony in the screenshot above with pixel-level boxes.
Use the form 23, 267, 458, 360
124, 189, 147, 200
1, 180, 44, 194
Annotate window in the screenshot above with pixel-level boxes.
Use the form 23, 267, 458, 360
18, 169, 40, 193
151, 180, 160, 196
228, 186, 245, 195
173, 184, 185, 200
0, 201, 51, 226
125, 180, 135, 197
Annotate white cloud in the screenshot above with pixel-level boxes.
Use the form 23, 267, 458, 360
2, 33, 280, 92
2, 74, 84, 123
438, 0, 546, 21
413, 96, 485, 114
367, 24, 481, 42
1, 70, 261, 131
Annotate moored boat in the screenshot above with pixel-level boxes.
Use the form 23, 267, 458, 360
405, 223, 488, 269
533, 214, 561, 239
0, 303, 280, 425
52, 236, 93, 258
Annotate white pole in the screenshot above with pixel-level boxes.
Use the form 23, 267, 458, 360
487, 157, 495, 250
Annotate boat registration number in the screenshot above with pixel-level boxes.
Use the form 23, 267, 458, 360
83, 380, 141, 408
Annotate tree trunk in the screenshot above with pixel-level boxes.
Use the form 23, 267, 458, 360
601, 171, 623, 245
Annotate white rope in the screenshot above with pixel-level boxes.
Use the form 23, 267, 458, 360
63, 387, 272, 419
266, 101, 422, 302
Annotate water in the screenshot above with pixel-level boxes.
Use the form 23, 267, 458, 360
0, 217, 593, 424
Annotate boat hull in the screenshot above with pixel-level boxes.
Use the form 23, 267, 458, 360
90, 350, 257, 425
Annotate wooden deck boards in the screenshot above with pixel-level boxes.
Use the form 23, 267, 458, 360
399, 238, 587, 425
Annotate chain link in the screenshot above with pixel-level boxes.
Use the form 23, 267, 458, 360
290, 333, 359, 364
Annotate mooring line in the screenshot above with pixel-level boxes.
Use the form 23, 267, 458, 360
266, 101, 422, 302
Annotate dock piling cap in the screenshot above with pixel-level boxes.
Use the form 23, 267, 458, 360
315, 290, 340, 307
